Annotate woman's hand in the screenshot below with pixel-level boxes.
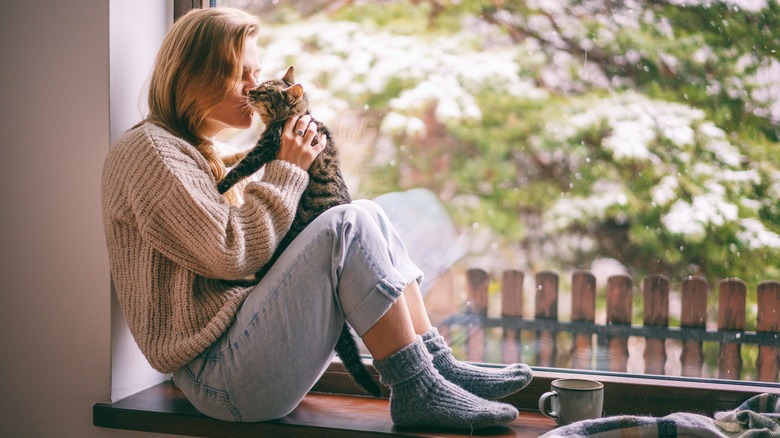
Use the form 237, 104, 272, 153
277, 114, 327, 171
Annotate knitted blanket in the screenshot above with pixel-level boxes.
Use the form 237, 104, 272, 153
541, 393, 780, 438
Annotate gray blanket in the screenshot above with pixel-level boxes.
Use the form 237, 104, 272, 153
541, 393, 780, 438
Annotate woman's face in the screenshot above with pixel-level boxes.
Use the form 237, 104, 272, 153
201, 36, 261, 138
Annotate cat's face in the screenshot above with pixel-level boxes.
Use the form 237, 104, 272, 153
248, 66, 308, 125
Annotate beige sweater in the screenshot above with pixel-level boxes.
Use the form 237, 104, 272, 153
102, 123, 309, 373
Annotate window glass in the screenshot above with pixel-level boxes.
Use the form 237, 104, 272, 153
219, 0, 780, 384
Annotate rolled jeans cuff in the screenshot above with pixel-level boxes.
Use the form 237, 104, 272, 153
347, 257, 424, 337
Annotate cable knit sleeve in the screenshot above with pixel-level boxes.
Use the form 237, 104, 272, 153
111, 124, 308, 280
101, 122, 313, 372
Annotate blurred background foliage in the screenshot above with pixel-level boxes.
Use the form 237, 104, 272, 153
221, 0, 780, 300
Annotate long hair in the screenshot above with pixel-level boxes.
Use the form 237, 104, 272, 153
146, 8, 259, 203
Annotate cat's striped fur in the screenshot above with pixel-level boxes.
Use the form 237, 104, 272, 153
217, 66, 381, 397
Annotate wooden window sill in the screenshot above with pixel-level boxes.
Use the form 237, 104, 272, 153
93, 380, 557, 437
94, 361, 774, 437
315, 362, 775, 417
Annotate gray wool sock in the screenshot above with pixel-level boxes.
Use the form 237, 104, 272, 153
422, 328, 533, 400
373, 336, 518, 430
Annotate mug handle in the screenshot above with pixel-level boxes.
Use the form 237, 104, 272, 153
538, 391, 559, 420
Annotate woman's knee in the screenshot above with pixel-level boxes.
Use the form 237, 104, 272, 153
321, 200, 388, 225
353, 199, 393, 227
318, 202, 382, 239
352, 199, 382, 215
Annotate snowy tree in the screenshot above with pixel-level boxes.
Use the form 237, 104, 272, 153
222, 0, 780, 291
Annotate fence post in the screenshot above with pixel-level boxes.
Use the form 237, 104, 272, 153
465, 268, 489, 363
680, 276, 708, 377
606, 274, 633, 372
501, 270, 524, 364
642, 275, 669, 375
756, 280, 780, 382
571, 270, 596, 370
718, 278, 746, 380
535, 270, 559, 367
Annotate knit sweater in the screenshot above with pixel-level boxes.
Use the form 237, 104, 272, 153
102, 122, 309, 373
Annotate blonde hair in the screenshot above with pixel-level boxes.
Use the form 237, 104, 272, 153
146, 8, 260, 203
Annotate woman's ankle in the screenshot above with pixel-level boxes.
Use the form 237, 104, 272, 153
421, 327, 533, 399
374, 337, 518, 429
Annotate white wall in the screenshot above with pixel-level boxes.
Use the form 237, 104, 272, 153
109, 0, 173, 403
0, 1, 174, 436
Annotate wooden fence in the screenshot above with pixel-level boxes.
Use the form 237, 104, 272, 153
439, 268, 780, 382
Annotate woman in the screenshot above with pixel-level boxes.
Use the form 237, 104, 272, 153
102, 7, 532, 429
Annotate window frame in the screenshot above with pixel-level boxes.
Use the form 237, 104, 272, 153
174, 0, 212, 19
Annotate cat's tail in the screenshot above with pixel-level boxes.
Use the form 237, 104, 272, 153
335, 324, 383, 397
216, 170, 238, 194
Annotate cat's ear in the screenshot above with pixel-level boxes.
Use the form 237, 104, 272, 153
286, 84, 304, 103
282, 66, 295, 84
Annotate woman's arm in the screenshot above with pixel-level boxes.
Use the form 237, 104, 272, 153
114, 125, 309, 280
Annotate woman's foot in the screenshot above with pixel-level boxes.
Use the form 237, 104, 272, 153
422, 327, 533, 399
373, 337, 518, 430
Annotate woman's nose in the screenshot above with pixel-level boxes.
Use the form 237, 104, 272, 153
242, 74, 258, 94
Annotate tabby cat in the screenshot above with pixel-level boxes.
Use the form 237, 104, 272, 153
217, 66, 381, 397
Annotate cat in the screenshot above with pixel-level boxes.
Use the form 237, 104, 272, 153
217, 66, 382, 397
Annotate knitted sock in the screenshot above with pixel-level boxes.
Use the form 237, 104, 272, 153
422, 328, 532, 399
373, 336, 518, 430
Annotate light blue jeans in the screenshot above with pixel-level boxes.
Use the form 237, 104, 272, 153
172, 200, 424, 422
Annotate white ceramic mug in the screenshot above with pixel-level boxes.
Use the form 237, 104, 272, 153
538, 378, 604, 425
